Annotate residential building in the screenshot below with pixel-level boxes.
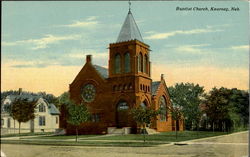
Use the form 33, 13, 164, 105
1, 89, 60, 134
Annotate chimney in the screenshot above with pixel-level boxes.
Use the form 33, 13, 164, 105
86, 55, 92, 63
18, 88, 22, 95
161, 74, 165, 81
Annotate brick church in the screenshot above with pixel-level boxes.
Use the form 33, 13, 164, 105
61, 10, 184, 134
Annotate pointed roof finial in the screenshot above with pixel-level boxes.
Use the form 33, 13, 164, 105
128, 0, 131, 12
116, 8, 144, 43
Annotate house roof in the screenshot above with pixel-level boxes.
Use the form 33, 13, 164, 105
116, 10, 143, 43
93, 65, 108, 79
152, 81, 161, 95
2, 94, 60, 115
48, 103, 60, 115
5, 94, 40, 103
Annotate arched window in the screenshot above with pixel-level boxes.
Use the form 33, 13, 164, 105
144, 55, 148, 74
159, 96, 167, 121
117, 101, 129, 110
114, 53, 121, 74
140, 53, 143, 72
39, 104, 46, 112
138, 53, 143, 72
124, 52, 130, 73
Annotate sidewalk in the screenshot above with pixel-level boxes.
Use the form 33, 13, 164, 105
160, 130, 249, 147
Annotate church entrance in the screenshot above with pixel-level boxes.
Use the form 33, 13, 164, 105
116, 101, 129, 128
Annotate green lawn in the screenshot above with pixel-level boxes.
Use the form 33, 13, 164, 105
87, 131, 227, 142
22, 131, 227, 142
1, 131, 230, 147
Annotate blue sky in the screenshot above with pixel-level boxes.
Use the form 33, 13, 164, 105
2, 1, 249, 96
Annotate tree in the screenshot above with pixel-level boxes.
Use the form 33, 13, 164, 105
130, 106, 159, 142
11, 97, 37, 136
1, 90, 19, 101
37, 92, 58, 105
168, 83, 205, 130
58, 92, 71, 106
229, 89, 249, 128
57, 92, 72, 129
204, 87, 249, 131
169, 106, 182, 139
67, 101, 90, 142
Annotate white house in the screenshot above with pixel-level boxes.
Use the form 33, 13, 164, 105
1, 91, 60, 134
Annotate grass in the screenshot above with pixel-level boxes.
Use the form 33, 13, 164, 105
230, 127, 248, 133
87, 131, 228, 142
19, 131, 227, 142
1, 131, 230, 147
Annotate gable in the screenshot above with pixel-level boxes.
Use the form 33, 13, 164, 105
36, 98, 60, 115
70, 62, 107, 88
152, 80, 172, 106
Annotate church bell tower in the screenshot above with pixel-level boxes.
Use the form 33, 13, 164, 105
108, 9, 152, 106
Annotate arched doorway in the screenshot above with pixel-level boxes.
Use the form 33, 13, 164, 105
116, 101, 129, 128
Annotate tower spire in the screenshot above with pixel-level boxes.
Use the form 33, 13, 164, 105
116, 2, 143, 43
128, 0, 131, 12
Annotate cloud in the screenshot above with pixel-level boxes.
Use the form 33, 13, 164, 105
66, 49, 109, 66
67, 50, 108, 59
145, 28, 222, 40
174, 44, 210, 55
144, 31, 157, 34
231, 45, 249, 51
2, 34, 81, 50
4, 48, 109, 68
86, 16, 98, 21
57, 16, 98, 28
5, 60, 60, 68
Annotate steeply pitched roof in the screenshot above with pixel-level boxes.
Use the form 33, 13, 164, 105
152, 81, 161, 95
116, 10, 143, 43
48, 103, 60, 115
93, 65, 108, 79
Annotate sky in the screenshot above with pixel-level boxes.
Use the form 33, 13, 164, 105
2, 1, 249, 96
